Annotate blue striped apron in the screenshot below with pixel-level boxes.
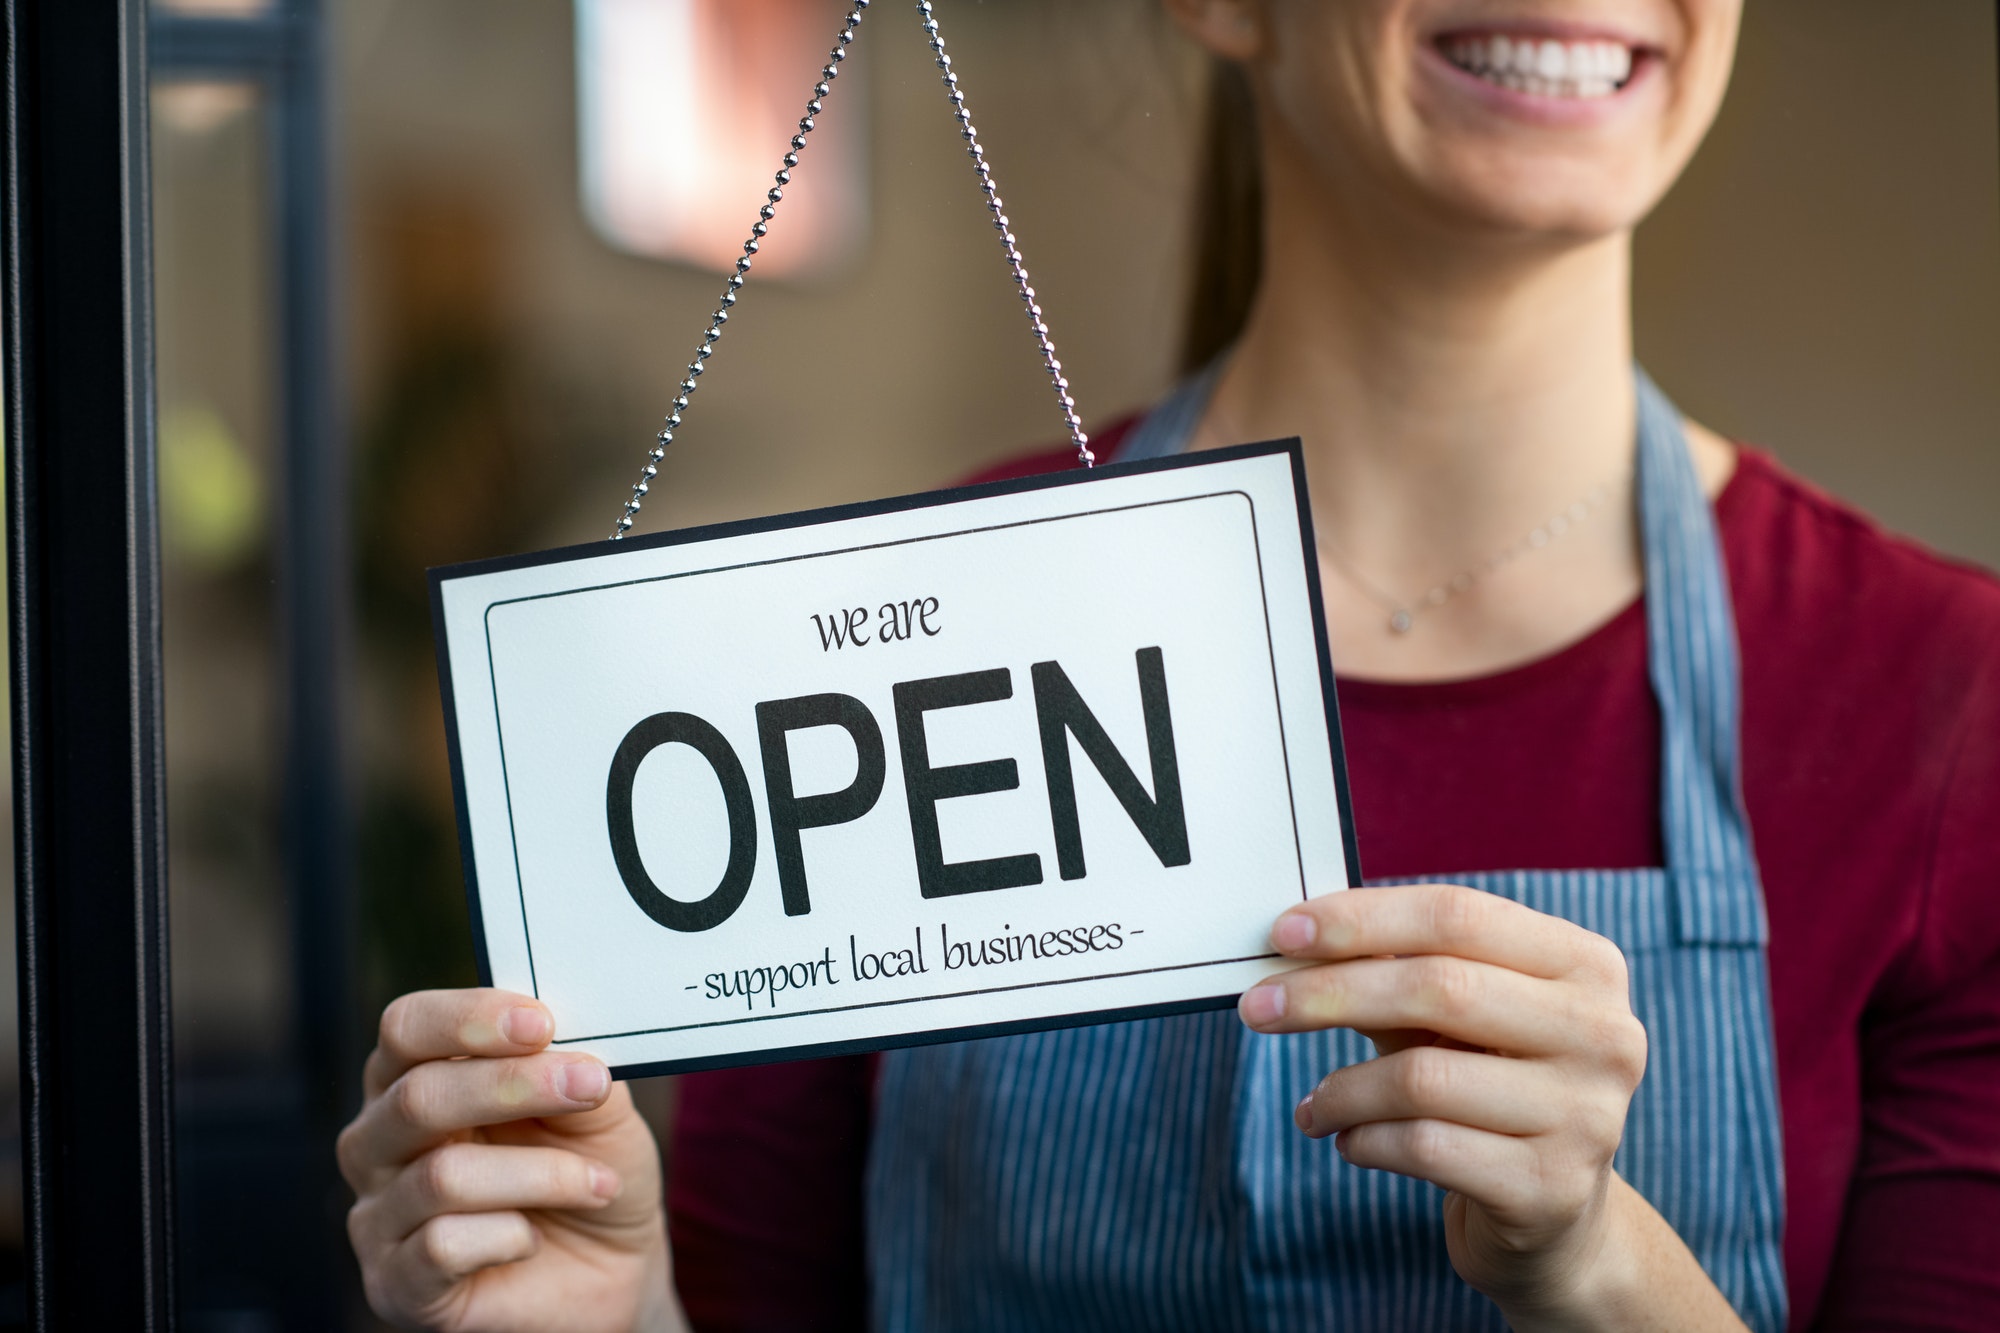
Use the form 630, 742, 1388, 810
865, 370, 1788, 1331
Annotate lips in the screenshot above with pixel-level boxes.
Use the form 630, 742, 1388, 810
1437, 32, 1639, 100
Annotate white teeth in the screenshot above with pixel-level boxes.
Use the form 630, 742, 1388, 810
1443, 34, 1637, 99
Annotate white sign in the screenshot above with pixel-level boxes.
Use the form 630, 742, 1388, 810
431, 442, 1360, 1076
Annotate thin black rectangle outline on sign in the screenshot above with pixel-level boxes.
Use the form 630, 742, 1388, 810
429, 438, 1368, 1077
490, 491, 1288, 1027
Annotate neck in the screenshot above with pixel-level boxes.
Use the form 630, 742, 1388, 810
1205, 146, 1638, 583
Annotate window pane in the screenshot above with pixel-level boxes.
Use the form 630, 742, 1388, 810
155, 75, 348, 1330
153, 79, 286, 1074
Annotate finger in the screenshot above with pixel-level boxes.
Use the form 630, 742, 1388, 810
1272, 884, 1628, 984
1240, 954, 1592, 1054
1297, 1045, 1562, 1139
480, 1076, 643, 1147
348, 1052, 614, 1173
356, 1142, 621, 1247
1358, 1027, 1438, 1057
378, 1211, 539, 1317
1334, 1117, 1542, 1215
366, 989, 556, 1098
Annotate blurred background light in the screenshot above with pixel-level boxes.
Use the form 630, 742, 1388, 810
575, 0, 870, 280
153, 0, 274, 14
153, 81, 258, 138
160, 404, 264, 568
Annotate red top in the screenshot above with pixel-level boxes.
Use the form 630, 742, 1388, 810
668, 423, 2000, 1331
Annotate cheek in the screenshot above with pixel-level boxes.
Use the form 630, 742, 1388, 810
1656, 0, 1743, 143
1268, 3, 1402, 118
1640, 10, 1744, 210
1678, 6, 1743, 141
1263, 9, 1417, 187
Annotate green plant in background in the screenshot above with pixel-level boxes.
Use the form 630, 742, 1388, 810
160, 403, 262, 569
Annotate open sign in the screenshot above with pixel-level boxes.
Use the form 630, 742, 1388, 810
431, 442, 1359, 1076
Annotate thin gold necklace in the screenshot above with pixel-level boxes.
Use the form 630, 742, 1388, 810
1317, 479, 1618, 635
1197, 394, 1623, 636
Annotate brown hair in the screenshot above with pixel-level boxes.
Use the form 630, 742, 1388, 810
1178, 58, 1264, 377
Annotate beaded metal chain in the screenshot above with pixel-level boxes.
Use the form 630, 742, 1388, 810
610, 0, 1091, 541
917, 0, 1090, 469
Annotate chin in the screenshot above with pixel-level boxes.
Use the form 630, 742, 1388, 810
1257, 0, 1736, 252
1386, 5, 1732, 242
1417, 150, 1667, 242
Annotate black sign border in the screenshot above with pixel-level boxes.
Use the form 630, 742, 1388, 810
491, 490, 1296, 1037
430, 438, 1365, 1078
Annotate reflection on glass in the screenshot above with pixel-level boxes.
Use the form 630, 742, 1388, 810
150, 80, 288, 1072
0, 393, 16, 1289
576, 0, 870, 278
153, 81, 257, 138
152, 0, 274, 15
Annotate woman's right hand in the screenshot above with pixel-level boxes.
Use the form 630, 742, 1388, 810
338, 988, 685, 1333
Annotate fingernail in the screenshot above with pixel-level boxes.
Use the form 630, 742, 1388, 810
1272, 913, 1316, 954
1294, 1094, 1314, 1133
500, 1005, 552, 1046
558, 1062, 610, 1104
588, 1164, 621, 1200
1240, 983, 1286, 1027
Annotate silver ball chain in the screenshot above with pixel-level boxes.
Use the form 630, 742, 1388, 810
610, 0, 1091, 541
918, 0, 1091, 470
610, 1, 871, 540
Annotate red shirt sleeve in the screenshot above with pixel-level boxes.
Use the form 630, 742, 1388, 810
1811, 606, 2000, 1329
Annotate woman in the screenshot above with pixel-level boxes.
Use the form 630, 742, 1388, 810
337, 1, 2000, 1329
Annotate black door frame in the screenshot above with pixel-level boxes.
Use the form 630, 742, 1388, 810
5, 0, 345, 1327
4, 0, 175, 1326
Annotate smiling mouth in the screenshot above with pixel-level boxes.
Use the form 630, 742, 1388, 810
1438, 33, 1637, 99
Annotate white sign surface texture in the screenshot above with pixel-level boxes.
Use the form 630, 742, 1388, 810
432, 442, 1360, 1075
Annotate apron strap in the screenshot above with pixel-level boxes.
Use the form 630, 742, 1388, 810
1114, 359, 1224, 463
1633, 370, 1766, 946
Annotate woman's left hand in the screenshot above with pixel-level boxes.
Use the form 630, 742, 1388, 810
1237, 882, 1731, 1329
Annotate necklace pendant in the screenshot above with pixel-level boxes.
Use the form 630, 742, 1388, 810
1388, 609, 1415, 634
